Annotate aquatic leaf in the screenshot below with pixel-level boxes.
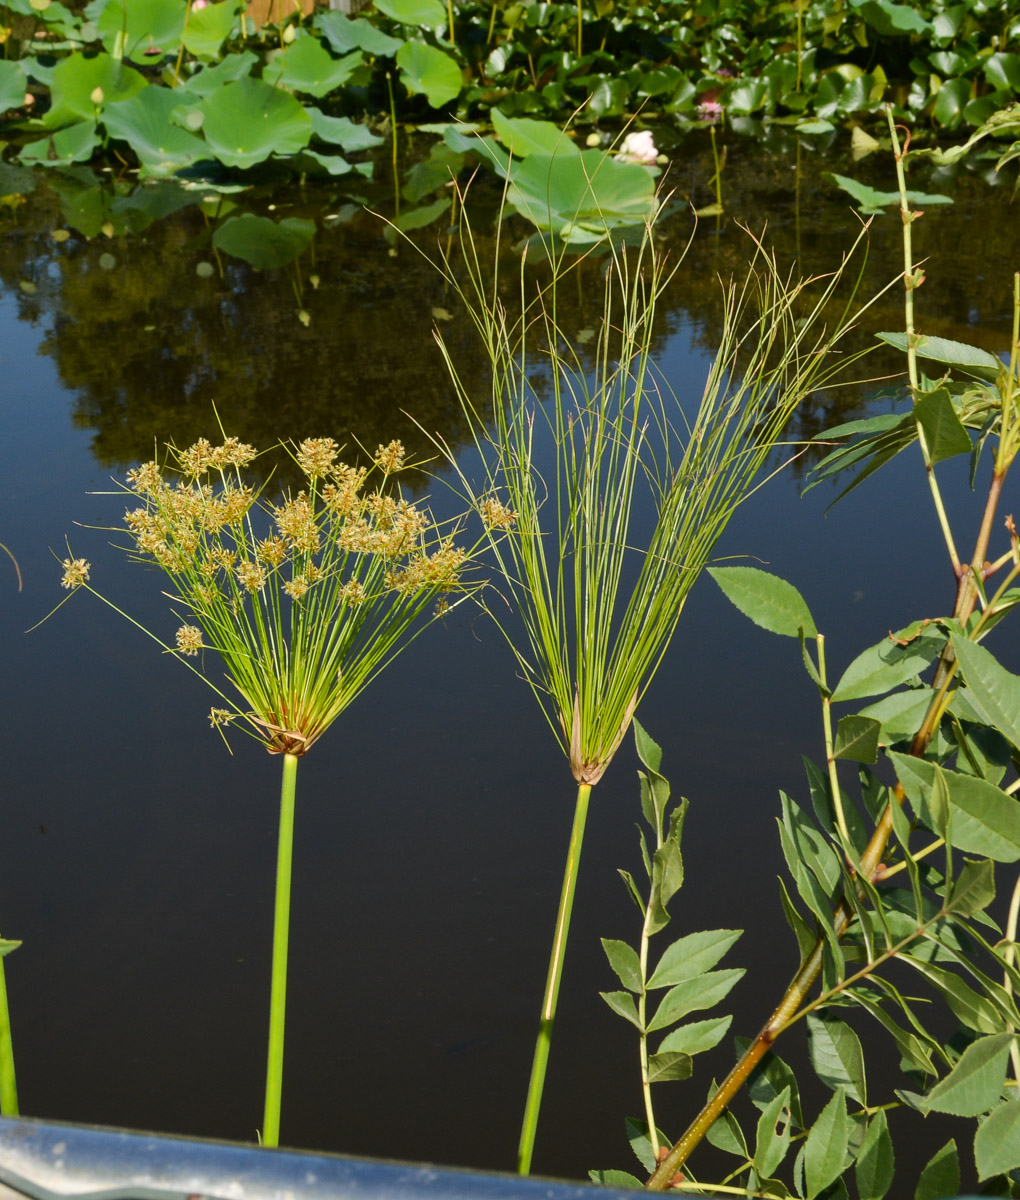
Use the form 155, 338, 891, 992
807, 1013, 866, 1104
924, 1034, 1012, 1116
315, 10, 403, 56
42, 51, 147, 128
827, 173, 952, 213
181, 0, 238, 60
932, 78, 971, 130
832, 626, 944, 702
646, 968, 744, 1031
375, 0, 444, 24
97, 0, 185, 63
913, 388, 973, 464
263, 33, 363, 98
753, 1086, 792, 1180
588, 76, 630, 119
491, 107, 580, 157
646, 1051, 692, 1082
849, 0, 931, 36
0, 163, 36, 195
708, 567, 817, 638
949, 635, 1020, 751
212, 214, 315, 269
832, 715, 880, 763
984, 53, 1020, 93
396, 41, 461, 108
855, 1109, 894, 1200
199, 78, 312, 168
656, 1014, 731, 1056
876, 332, 1001, 381
308, 108, 383, 152
177, 51, 257, 95
389, 196, 451, 231
804, 1088, 849, 1197
0, 61, 28, 112
647, 929, 741, 988
915, 1140, 959, 1200
19, 120, 98, 166
975, 1100, 1020, 1179
293, 149, 352, 177
102, 87, 208, 175
891, 753, 1020, 861
602, 938, 642, 992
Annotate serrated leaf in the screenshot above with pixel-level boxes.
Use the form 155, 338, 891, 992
950, 635, 1020, 752
647, 929, 742, 989
902, 955, 1009, 1035
618, 868, 646, 912
600, 989, 643, 1030
602, 938, 643, 992
647, 969, 744, 1032
832, 630, 944, 702
924, 1033, 1012, 1116
878, 332, 1001, 382
856, 1109, 895, 1200
975, 1100, 1020, 1180
807, 1013, 867, 1104
804, 1089, 849, 1197
914, 388, 974, 465
946, 858, 995, 917
928, 763, 950, 839
754, 1086, 793, 1179
588, 1169, 643, 1188
846, 990, 936, 1074
649, 836, 684, 935
705, 1108, 748, 1157
647, 1050, 693, 1082
708, 566, 817, 637
633, 719, 662, 773
743, 1044, 803, 1128
657, 1015, 732, 1057
914, 1139, 959, 1200
625, 1117, 671, 1173
833, 715, 880, 763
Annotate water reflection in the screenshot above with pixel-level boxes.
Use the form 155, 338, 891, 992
0, 128, 1018, 1186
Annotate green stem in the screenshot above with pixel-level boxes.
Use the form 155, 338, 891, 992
0, 950, 18, 1116
1004, 870, 1020, 1085
517, 782, 592, 1175
817, 635, 849, 847
263, 751, 299, 1148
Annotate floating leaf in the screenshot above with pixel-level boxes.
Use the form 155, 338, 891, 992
308, 108, 383, 152
708, 567, 817, 638
491, 106, 580, 158
264, 34, 363, 98
375, 0, 444, 23
315, 10, 403, 55
19, 119, 98, 165
181, 0, 238, 60
97, 0, 185, 63
199, 77, 311, 168
396, 41, 462, 108
211, 214, 315, 269
42, 51, 147, 128
102, 87, 207, 175
0, 60, 29, 112
827, 172, 952, 213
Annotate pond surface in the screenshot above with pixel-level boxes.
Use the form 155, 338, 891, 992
1, 129, 1018, 1186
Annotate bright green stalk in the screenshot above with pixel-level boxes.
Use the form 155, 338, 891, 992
0, 951, 18, 1116
263, 751, 298, 1148
517, 782, 591, 1174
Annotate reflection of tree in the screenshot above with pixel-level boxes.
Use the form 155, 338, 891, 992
2, 132, 1018, 492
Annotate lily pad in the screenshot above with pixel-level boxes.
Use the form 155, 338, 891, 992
491, 107, 580, 157
42, 51, 147, 129
396, 41, 462, 108
263, 33, 363, 98
199, 76, 312, 168
102, 86, 209, 175
212, 213, 316, 268
375, 0, 445, 25
19, 119, 99, 166
0, 61, 29, 112
177, 51, 257, 95
181, 0, 239, 61
314, 11, 402, 56
308, 108, 384, 152
97, 0, 186, 63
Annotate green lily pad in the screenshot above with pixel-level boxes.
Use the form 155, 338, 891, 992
292, 148, 352, 176
0, 60, 29, 112
375, 0, 444, 25
176, 50, 257, 95
42, 51, 147, 129
396, 40, 461, 108
102, 86, 209, 176
19, 119, 99, 166
314, 11, 402, 56
263, 33, 363, 98
491, 106, 579, 157
308, 108, 384, 152
212, 213, 316, 268
97, 0, 186, 63
181, 0, 239, 61
199, 76, 312, 168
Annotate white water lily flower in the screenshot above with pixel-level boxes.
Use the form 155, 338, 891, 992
617, 129, 659, 165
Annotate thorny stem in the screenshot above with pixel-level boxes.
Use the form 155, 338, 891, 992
0, 948, 18, 1116
886, 107, 961, 576
518, 782, 592, 1174
263, 752, 298, 1148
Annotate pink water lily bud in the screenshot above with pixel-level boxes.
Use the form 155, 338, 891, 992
617, 129, 658, 165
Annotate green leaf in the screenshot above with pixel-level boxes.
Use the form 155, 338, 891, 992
638, 759, 671, 837
647, 929, 742, 989
754, 1086, 793, 1179
985, 53, 1020, 93
0, 939, 21, 958
633, 720, 662, 774
649, 828, 685, 934
858, 690, 933, 746
946, 858, 996, 917
600, 989, 643, 1030
0, 60, 28, 112
97, 0, 185, 63
914, 389, 974, 464
832, 626, 944, 702
743, 1045, 803, 1128
396, 41, 462, 108
975, 1100, 1020, 1180
848, 990, 936, 1075
308, 109, 383, 153
924, 1034, 1012, 1116
389, 197, 450, 231
708, 567, 816, 638
778, 875, 817, 966
212, 214, 315, 269
950, 636, 1020, 751
588, 1169, 643, 1189
848, 0, 931, 36
602, 938, 642, 992
903, 955, 1009, 1035
646, 969, 744, 1032
42, 51, 147, 129
102, 87, 207, 176
705, 1108, 748, 1157
181, 0, 238, 59
890, 754, 1020, 862
833, 715, 880, 764
646, 1051, 692, 1083
804, 1089, 849, 1198
19, 120, 99, 166
175, 51, 257, 96
877, 332, 1001, 382
625, 1117, 671, 1173
928, 763, 950, 839
914, 1139, 959, 1200
656, 1015, 732, 1056
490, 107, 580, 158
315, 10, 403, 55
806, 1013, 866, 1104
264, 34, 363, 98
375, 0, 445, 24
199, 77, 311, 168
827, 173, 951, 214
856, 1109, 895, 1200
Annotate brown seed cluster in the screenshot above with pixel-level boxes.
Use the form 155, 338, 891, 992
61, 557, 91, 590
479, 495, 518, 530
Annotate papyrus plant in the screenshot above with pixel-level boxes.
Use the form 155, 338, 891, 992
431, 208, 877, 1173
58, 434, 474, 1147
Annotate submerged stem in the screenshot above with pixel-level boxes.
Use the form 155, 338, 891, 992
517, 782, 592, 1174
263, 751, 299, 1148
0, 950, 18, 1116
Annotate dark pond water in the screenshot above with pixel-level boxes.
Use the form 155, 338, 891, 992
1, 127, 1018, 1188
